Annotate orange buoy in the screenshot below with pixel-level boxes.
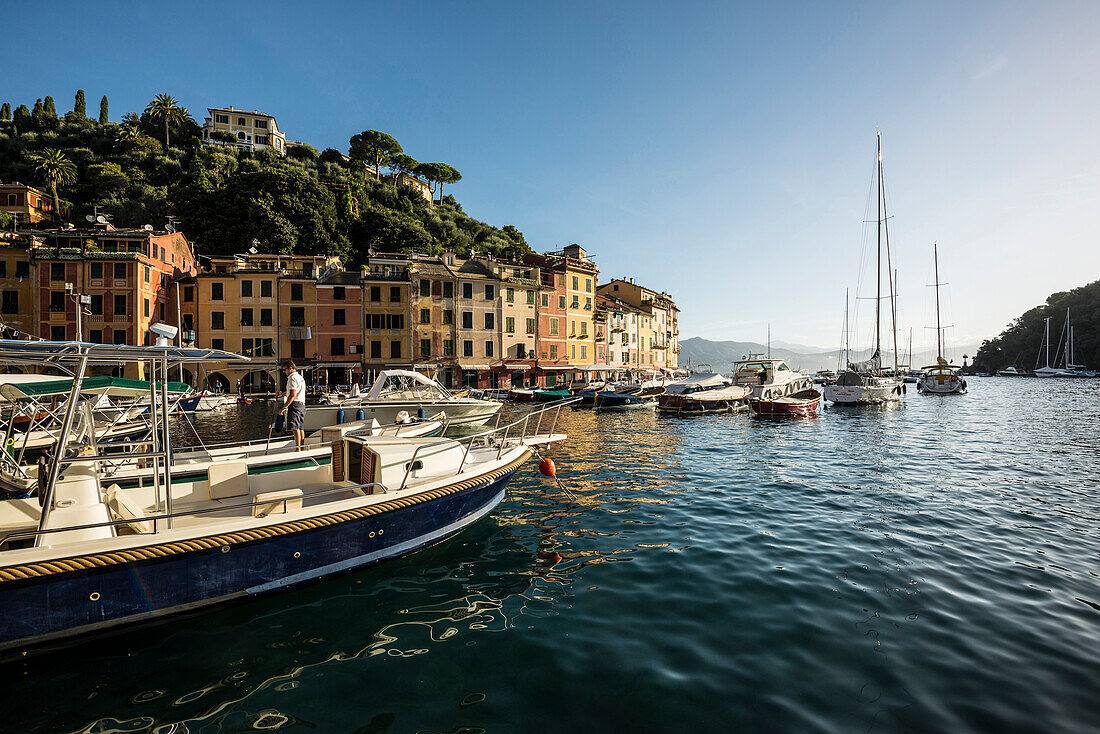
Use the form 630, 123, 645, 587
539, 458, 556, 477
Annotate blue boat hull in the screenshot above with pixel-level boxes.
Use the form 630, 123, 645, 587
0, 453, 528, 654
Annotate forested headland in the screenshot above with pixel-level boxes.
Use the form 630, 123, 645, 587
973, 279, 1100, 371
0, 91, 531, 262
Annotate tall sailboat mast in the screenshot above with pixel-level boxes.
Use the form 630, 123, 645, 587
844, 289, 850, 368
875, 133, 882, 361
934, 242, 942, 360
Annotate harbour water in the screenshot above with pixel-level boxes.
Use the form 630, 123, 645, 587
5, 378, 1100, 733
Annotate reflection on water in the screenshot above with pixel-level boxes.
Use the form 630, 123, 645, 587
6, 381, 1100, 733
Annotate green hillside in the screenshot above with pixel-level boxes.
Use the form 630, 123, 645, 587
0, 91, 530, 262
973, 279, 1100, 371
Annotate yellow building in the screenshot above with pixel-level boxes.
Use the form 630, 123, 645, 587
201, 106, 287, 155
409, 255, 458, 388
0, 183, 57, 224
555, 244, 598, 366
597, 278, 680, 370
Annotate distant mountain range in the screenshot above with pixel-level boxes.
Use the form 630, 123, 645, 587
678, 337, 983, 374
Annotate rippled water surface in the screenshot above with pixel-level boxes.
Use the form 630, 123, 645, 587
6, 379, 1100, 733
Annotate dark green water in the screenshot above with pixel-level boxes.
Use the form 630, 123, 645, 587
5, 379, 1100, 733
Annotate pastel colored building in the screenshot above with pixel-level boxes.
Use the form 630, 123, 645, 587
0, 183, 57, 224
362, 253, 413, 375
201, 106, 287, 155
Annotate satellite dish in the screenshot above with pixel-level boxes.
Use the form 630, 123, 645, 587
85, 214, 96, 223
367, 248, 376, 257
142, 224, 153, 232
96, 215, 107, 224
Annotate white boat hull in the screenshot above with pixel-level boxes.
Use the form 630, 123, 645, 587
304, 399, 501, 432
824, 381, 904, 405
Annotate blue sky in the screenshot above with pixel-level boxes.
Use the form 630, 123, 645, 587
7, 1, 1100, 351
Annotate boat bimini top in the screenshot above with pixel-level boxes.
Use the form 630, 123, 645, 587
366, 370, 454, 401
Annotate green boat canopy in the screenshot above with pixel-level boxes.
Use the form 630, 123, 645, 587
0, 376, 193, 402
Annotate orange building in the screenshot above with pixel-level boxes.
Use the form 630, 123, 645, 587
0, 183, 57, 224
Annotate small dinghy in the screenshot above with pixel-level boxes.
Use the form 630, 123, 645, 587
749, 388, 822, 416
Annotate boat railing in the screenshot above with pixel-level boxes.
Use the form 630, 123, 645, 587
0, 479, 392, 549
400, 396, 579, 490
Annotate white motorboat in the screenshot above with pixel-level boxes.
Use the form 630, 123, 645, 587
825, 133, 904, 406
731, 356, 813, 400
302, 370, 502, 431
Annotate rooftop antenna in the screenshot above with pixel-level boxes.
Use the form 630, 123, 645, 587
165, 215, 178, 233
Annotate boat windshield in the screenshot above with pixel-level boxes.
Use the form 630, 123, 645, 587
366, 370, 451, 401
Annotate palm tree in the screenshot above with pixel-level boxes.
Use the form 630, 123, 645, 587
144, 93, 187, 147
30, 148, 76, 221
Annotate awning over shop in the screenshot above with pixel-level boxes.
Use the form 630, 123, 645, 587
503, 363, 531, 370
537, 364, 573, 370
414, 363, 440, 369
458, 363, 491, 370
313, 362, 360, 369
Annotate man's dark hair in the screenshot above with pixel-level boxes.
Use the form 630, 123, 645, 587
282, 360, 296, 370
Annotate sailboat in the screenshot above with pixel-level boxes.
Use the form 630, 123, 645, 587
824, 133, 904, 405
917, 243, 966, 394
1035, 309, 1093, 378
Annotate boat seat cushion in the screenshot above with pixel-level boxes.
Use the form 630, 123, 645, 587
107, 484, 154, 534
208, 461, 250, 500
252, 488, 304, 518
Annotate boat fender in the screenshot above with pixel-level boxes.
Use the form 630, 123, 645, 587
539, 458, 556, 477
336, 408, 345, 425
356, 408, 365, 421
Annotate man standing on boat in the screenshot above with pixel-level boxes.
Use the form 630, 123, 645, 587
280, 360, 306, 449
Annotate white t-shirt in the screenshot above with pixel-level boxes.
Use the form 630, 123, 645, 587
285, 371, 306, 404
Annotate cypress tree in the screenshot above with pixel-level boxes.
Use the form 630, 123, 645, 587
31, 99, 45, 129
13, 104, 31, 129
0, 103, 10, 122
74, 89, 86, 117
99, 95, 108, 123
43, 96, 57, 118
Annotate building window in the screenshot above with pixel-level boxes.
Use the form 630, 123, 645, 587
114, 263, 127, 280
240, 308, 253, 326
260, 308, 273, 326
585, 278, 592, 293
462, 282, 473, 299
211, 312, 224, 330
550, 345, 558, 360
485, 340, 494, 357
184, 286, 194, 302
461, 311, 473, 329
89, 294, 103, 314
419, 308, 431, 324
255, 135, 269, 145
291, 283, 303, 301
215, 114, 229, 124
581, 345, 587, 359
237, 117, 246, 126
90, 262, 102, 279
572, 275, 579, 290
550, 318, 558, 335
90, 329, 103, 344
442, 310, 453, 325
443, 282, 454, 298
571, 344, 576, 359
1, 291, 18, 314
390, 286, 401, 303
365, 286, 378, 302
241, 280, 253, 297
255, 119, 268, 129
484, 313, 495, 329
506, 288, 514, 303
390, 340, 401, 358
420, 339, 431, 357
526, 318, 535, 334
211, 282, 223, 300
443, 340, 454, 357
526, 290, 535, 305
114, 295, 126, 315
211, 338, 223, 350
463, 340, 473, 357
541, 293, 549, 307
559, 295, 566, 309
51, 326, 66, 341
15, 261, 29, 278
114, 329, 128, 345
334, 308, 345, 326
242, 338, 254, 355
49, 291, 65, 312
419, 279, 431, 296
334, 286, 346, 300
505, 317, 515, 334
51, 263, 65, 281
290, 306, 305, 325
261, 280, 272, 297
144, 265, 150, 283
389, 314, 405, 329
485, 284, 495, 300
332, 337, 345, 356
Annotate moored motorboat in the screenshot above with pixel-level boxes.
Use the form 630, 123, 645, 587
657, 384, 752, 415
0, 340, 570, 656
730, 356, 813, 400
749, 388, 822, 415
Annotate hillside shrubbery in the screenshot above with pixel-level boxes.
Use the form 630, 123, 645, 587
0, 91, 530, 263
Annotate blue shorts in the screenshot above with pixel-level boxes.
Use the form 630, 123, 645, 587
286, 402, 305, 431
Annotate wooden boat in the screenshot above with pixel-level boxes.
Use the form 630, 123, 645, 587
532, 388, 572, 402
0, 340, 571, 656
657, 384, 752, 415
594, 388, 659, 411
749, 388, 822, 415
